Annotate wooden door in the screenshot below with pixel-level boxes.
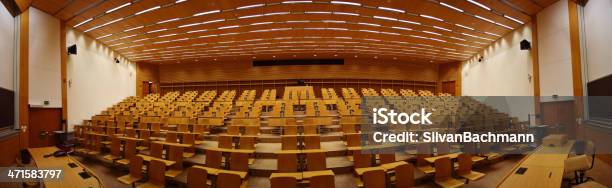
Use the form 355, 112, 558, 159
28, 108, 62, 147
541, 101, 575, 136
441, 81, 456, 95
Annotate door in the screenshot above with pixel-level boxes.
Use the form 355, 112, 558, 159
28, 108, 62, 147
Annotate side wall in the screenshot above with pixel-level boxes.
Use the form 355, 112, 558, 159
0, 3, 14, 91
159, 58, 440, 83
583, 0, 612, 82
461, 24, 534, 96
66, 28, 136, 130
28, 8, 61, 107
537, 0, 574, 96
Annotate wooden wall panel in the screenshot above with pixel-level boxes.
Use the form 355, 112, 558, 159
584, 125, 612, 165
158, 58, 439, 83
438, 62, 459, 82
136, 62, 159, 97
19, 9, 29, 149
0, 134, 21, 166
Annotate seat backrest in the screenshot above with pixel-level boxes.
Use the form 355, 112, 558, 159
434, 157, 452, 181
283, 126, 298, 135
166, 132, 178, 143
277, 153, 298, 172
187, 167, 208, 188
346, 134, 361, 147
310, 174, 335, 188
394, 163, 414, 188
363, 170, 385, 188
149, 159, 166, 187
218, 135, 233, 149
304, 125, 318, 135
183, 133, 195, 145
281, 136, 298, 150
239, 137, 255, 150
229, 152, 249, 171
129, 155, 144, 179
270, 176, 297, 188
244, 126, 260, 135
126, 129, 136, 137
110, 136, 121, 156
177, 124, 189, 132
304, 135, 321, 149
193, 124, 207, 134
353, 151, 372, 168
227, 126, 240, 135
150, 142, 163, 158
216, 173, 243, 188
306, 152, 326, 171
379, 153, 395, 164
169, 146, 184, 170
205, 149, 222, 168
456, 153, 473, 175
342, 124, 357, 133
124, 139, 137, 159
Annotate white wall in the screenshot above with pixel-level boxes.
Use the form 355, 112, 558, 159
461, 24, 535, 121
583, 0, 612, 82
67, 28, 136, 130
537, 0, 574, 96
28, 8, 62, 107
461, 24, 534, 96
0, 4, 15, 90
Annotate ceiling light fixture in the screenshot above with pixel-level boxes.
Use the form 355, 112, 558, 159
330, 1, 361, 6
106, 2, 131, 14
495, 22, 513, 29
202, 19, 225, 24
157, 18, 180, 24
423, 31, 441, 35
358, 22, 381, 27
391, 26, 412, 31
504, 15, 524, 24
136, 6, 161, 15
124, 26, 144, 32
378, 6, 405, 13
475, 15, 495, 23
373, 16, 397, 21
398, 19, 421, 25
175, 0, 187, 3
455, 24, 474, 30
433, 26, 451, 32
194, 10, 220, 16
420, 14, 443, 21
439, 2, 464, 12
96, 34, 112, 39
179, 23, 202, 28
147, 29, 167, 33
239, 14, 263, 19
467, 0, 491, 11
282, 1, 312, 4
74, 18, 93, 28
333, 12, 359, 16
84, 18, 124, 32
218, 25, 239, 29
236, 4, 264, 10
187, 29, 207, 33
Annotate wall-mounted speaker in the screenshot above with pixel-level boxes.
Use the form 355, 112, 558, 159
67, 44, 77, 55
520, 39, 531, 50
114, 58, 120, 64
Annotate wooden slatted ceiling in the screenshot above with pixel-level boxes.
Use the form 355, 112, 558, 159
30, 0, 552, 64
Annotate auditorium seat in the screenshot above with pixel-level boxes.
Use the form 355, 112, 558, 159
117, 156, 144, 187
434, 157, 465, 188
138, 159, 166, 188
187, 167, 209, 188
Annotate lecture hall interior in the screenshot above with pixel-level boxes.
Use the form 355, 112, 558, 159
1, 0, 612, 187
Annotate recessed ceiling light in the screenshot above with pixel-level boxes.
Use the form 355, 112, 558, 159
158, 18, 180, 24
313, 54, 317, 56
331, 1, 361, 6
179, 23, 202, 28
194, 10, 220, 16
467, 0, 491, 11
84, 18, 124, 32
420, 14, 443, 21
398, 19, 421, 25
237, 4, 264, 10
455, 24, 475, 30
175, 0, 187, 3
373, 16, 397, 21
334, 54, 338, 56
136, 6, 161, 15
106, 2, 131, 14
378, 6, 405, 13
272, 55, 276, 58
354, 55, 358, 57
333, 12, 359, 16
495, 22, 513, 29
504, 15, 524, 24
96, 34, 112, 39
439, 2, 464, 12
147, 29, 167, 33
202, 19, 225, 24
250, 22, 274, 25
358, 22, 380, 27
391, 26, 412, 31
282, 1, 312, 4
433, 26, 451, 32
475, 15, 495, 24
218, 25, 239, 29
74, 18, 93, 28
239, 14, 263, 19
